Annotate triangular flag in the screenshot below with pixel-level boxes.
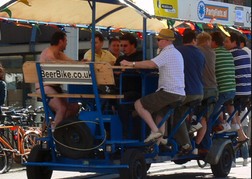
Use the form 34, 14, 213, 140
18, 0, 31, 6
195, 23, 203, 32
167, 19, 176, 29
217, 24, 230, 37
0, 8, 12, 17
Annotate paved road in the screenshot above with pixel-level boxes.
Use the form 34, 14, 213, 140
1, 158, 250, 179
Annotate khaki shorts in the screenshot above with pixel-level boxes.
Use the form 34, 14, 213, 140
140, 90, 185, 116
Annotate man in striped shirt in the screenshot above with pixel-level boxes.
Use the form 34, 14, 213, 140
211, 32, 236, 120
224, 32, 250, 143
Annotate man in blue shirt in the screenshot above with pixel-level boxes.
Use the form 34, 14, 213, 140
176, 29, 205, 152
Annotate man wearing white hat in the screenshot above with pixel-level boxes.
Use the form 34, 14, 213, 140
120, 29, 185, 144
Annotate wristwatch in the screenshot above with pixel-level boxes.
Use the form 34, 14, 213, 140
132, 61, 136, 67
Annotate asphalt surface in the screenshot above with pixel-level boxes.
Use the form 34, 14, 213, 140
1, 157, 251, 179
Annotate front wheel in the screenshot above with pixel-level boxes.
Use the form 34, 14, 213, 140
0, 140, 13, 173
0, 142, 8, 174
119, 149, 147, 179
26, 145, 52, 179
210, 144, 233, 177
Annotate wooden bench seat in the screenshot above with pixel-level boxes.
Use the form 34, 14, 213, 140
27, 93, 124, 99
23, 61, 124, 99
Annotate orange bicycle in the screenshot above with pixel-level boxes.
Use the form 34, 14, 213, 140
0, 124, 41, 173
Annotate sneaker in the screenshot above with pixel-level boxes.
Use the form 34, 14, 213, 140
160, 138, 168, 145
189, 122, 202, 133
243, 159, 248, 166
180, 144, 192, 154
216, 123, 231, 133
231, 123, 240, 131
144, 131, 163, 143
192, 148, 198, 155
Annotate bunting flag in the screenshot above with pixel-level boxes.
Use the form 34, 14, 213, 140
18, 0, 31, 6
207, 17, 216, 29
15, 22, 32, 28
167, 19, 176, 29
34, 24, 41, 34
217, 24, 230, 37
0, 8, 12, 17
195, 23, 203, 32
185, 22, 195, 30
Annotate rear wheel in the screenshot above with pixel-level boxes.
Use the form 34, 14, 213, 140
211, 144, 233, 177
53, 118, 93, 159
26, 145, 52, 179
120, 149, 147, 179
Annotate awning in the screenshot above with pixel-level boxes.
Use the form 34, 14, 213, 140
0, 0, 167, 32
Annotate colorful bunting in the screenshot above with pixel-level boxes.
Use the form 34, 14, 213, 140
217, 24, 230, 37
15, 22, 32, 28
18, 0, 31, 6
185, 22, 195, 30
167, 19, 176, 29
0, 8, 12, 17
195, 23, 203, 32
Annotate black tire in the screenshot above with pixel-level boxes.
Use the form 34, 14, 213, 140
197, 159, 207, 168
120, 149, 147, 179
26, 145, 52, 179
0, 138, 13, 173
53, 118, 93, 159
146, 163, 151, 172
211, 144, 233, 177
0, 142, 8, 174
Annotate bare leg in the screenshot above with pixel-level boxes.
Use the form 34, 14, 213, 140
227, 105, 248, 141
65, 103, 80, 118
195, 117, 207, 144
38, 86, 68, 127
134, 100, 159, 133
48, 97, 67, 127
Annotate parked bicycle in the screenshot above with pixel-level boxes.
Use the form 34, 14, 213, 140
0, 106, 42, 174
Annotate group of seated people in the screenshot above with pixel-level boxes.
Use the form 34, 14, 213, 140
37, 29, 251, 155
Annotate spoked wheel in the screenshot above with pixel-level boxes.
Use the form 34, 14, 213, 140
0, 142, 8, 174
22, 132, 41, 161
120, 149, 147, 179
0, 139, 13, 173
197, 159, 207, 168
26, 145, 52, 179
211, 144, 233, 177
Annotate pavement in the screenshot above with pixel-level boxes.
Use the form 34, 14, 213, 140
1, 157, 251, 179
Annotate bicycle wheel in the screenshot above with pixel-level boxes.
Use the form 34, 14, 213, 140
22, 132, 41, 160
0, 142, 8, 173
0, 136, 13, 173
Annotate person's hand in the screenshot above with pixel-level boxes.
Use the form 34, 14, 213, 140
120, 60, 131, 66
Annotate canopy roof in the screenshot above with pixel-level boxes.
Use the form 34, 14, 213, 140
0, 0, 166, 32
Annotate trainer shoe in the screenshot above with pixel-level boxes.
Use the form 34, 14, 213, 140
230, 123, 240, 131
243, 159, 248, 166
144, 131, 163, 143
160, 138, 168, 145
189, 122, 202, 133
216, 123, 231, 133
